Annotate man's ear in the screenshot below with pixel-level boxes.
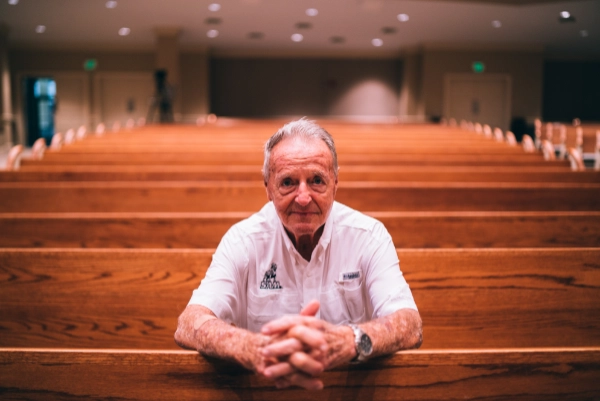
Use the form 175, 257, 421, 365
334, 168, 339, 191
265, 181, 273, 201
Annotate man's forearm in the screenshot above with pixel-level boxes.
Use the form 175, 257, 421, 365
361, 308, 423, 358
311, 308, 422, 367
174, 305, 268, 371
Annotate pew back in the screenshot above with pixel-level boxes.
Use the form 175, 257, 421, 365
3, 165, 598, 182
1, 182, 598, 212
1, 248, 598, 350
1, 211, 599, 249
1, 348, 599, 400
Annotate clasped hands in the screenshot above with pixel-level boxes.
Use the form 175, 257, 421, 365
254, 299, 354, 390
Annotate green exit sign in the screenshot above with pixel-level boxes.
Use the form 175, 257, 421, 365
472, 61, 485, 73
83, 59, 98, 71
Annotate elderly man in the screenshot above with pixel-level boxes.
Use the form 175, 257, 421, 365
175, 118, 422, 390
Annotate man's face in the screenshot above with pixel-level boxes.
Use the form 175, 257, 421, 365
265, 136, 338, 241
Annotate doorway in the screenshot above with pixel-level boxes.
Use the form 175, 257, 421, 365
23, 77, 56, 146
443, 74, 511, 131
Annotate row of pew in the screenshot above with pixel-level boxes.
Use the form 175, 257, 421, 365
446, 117, 600, 170
1, 119, 599, 400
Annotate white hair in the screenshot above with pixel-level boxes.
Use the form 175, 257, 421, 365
262, 118, 339, 184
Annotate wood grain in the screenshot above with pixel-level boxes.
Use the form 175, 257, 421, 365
0, 348, 598, 400
1, 248, 598, 350
3, 165, 598, 182
1, 181, 598, 212
20, 151, 567, 167
1, 211, 599, 248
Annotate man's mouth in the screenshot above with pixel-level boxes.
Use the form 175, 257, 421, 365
290, 211, 318, 216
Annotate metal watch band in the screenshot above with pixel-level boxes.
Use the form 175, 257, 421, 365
349, 324, 372, 363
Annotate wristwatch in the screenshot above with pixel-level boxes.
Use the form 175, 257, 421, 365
349, 324, 373, 363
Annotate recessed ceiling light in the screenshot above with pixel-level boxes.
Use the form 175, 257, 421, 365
208, 3, 221, 12
8, 0, 19, 5
397, 13, 409, 22
558, 11, 575, 23
105, 1, 117, 9
291, 33, 304, 42
372, 38, 383, 47
207, 29, 219, 38
580, 30, 589, 37
35, 25, 46, 34
306, 8, 318, 17
118, 27, 130, 36
492, 20, 502, 28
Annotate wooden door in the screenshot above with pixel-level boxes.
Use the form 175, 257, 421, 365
443, 74, 511, 131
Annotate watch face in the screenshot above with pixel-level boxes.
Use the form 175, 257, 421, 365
359, 333, 373, 354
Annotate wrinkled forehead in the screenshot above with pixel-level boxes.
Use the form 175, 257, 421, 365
269, 136, 334, 171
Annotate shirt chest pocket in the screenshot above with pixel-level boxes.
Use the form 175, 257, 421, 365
246, 290, 300, 333
320, 279, 366, 325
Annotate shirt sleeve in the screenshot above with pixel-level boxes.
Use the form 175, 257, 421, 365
187, 225, 249, 327
364, 222, 418, 318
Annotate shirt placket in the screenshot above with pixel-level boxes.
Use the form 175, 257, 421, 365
303, 247, 324, 319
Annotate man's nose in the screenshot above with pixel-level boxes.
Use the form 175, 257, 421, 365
295, 182, 312, 207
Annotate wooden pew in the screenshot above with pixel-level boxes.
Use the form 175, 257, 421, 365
1, 347, 599, 400
1, 248, 598, 350
1, 211, 599, 248
2, 165, 598, 182
52, 133, 533, 149
1, 181, 598, 212
45, 122, 524, 146
20, 152, 565, 167
1, 120, 598, 399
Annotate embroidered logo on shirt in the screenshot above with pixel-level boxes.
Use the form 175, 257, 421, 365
339, 271, 361, 282
260, 263, 282, 289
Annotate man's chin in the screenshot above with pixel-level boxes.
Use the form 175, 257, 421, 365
290, 226, 317, 235
286, 223, 320, 237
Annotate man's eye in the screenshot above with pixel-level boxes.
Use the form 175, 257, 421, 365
313, 176, 324, 185
281, 178, 293, 187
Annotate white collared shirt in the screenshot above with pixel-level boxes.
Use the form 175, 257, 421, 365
188, 201, 417, 332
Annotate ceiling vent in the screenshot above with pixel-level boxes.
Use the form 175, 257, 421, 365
247, 32, 264, 39
295, 22, 312, 30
